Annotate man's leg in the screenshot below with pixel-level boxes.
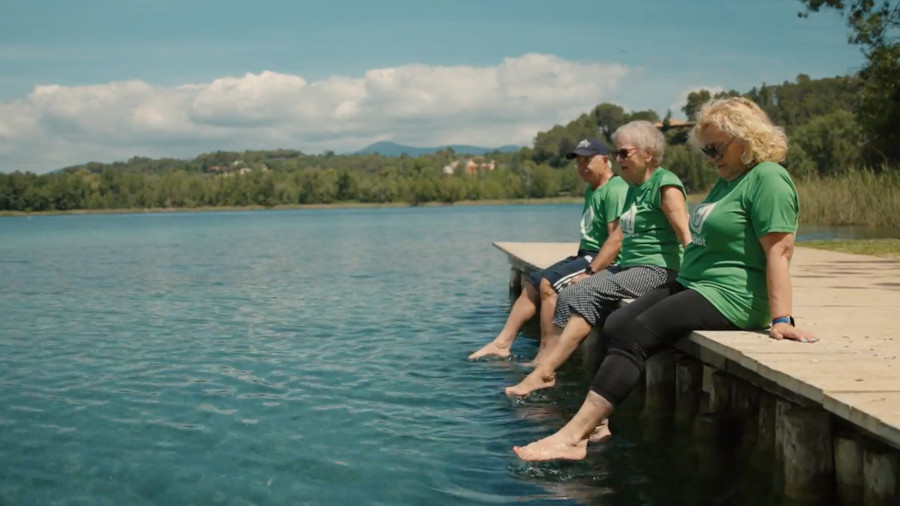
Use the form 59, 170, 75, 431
468, 281, 540, 360
471, 253, 593, 361
532, 278, 562, 365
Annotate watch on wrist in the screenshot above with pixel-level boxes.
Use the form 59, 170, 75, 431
771, 315, 795, 326
584, 266, 594, 275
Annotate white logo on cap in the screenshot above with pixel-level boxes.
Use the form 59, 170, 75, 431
576, 139, 591, 149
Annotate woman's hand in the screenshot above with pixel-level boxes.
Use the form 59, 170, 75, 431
770, 322, 818, 343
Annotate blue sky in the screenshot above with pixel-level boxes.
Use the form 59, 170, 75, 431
1, 0, 864, 173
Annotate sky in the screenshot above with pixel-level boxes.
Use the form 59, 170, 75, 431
0, 0, 865, 174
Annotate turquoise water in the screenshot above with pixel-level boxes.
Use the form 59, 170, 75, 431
0, 206, 887, 506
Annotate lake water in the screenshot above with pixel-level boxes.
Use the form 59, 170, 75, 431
0, 205, 893, 506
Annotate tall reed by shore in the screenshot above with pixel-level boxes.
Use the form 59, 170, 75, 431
795, 169, 900, 227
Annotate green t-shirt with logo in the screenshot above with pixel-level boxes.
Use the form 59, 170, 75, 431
618, 168, 686, 270
677, 162, 799, 329
579, 176, 629, 254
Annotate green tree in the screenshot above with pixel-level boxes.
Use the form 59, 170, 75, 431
592, 103, 629, 142
682, 90, 712, 121
791, 109, 865, 174
799, 0, 900, 163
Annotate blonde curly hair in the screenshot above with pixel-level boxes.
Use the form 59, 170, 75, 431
689, 97, 787, 166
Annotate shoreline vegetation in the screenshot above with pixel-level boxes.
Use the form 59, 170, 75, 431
4, 173, 898, 229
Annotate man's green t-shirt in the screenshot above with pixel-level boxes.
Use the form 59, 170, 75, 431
618, 168, 686, 270
578, 176, 629, 254
677, 162, 799, 329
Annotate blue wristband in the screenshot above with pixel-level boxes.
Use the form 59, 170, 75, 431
772, 316, 795, 326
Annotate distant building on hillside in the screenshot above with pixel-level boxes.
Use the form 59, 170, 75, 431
442, 160, 459, 176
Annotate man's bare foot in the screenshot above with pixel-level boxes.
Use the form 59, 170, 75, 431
468, 341, 511, 360
588, 420, 612, 443
513, 433, 588, 461
505, 370, 555, 396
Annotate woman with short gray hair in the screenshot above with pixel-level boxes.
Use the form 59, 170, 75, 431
506, 120, 692, 434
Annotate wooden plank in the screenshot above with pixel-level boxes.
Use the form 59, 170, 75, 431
493, 242, 576, 271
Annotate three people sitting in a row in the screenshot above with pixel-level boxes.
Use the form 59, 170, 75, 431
470, 97, 817, 462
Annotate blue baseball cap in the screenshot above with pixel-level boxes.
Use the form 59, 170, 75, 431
565, 138, 609, 159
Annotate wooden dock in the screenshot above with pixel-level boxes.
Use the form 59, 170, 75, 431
495, 241, 900, 505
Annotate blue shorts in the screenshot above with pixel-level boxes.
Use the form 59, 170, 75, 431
528, 249, 597, 293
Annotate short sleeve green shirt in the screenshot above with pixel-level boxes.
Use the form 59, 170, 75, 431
677, 162, 799, 329
618, 168, 686, 270
579, 176, 629, 254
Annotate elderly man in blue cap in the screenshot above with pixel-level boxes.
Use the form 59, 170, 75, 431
469, 138, 629, 362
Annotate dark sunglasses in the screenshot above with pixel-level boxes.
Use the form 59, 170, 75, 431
700, 139, 734, 160
612, 148, 635, 160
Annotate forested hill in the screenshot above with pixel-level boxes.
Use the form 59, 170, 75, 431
0, 73, 890, 212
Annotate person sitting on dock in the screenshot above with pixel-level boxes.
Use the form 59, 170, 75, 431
469, 138, 629, 361
505, 120, 691, 402
513, 97, 818, 462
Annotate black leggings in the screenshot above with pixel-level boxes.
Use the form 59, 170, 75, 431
591, 281, 739, 406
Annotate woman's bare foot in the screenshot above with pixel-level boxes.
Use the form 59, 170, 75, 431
468, 341, 511, 360
505, 370, 555, 396
588, 419, 612, 443
529, 349, 551, 367
513, 432, 588, 461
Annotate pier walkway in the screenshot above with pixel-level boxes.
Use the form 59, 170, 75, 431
495, 241, 900, 453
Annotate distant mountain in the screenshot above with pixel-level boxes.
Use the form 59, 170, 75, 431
354, 141, 522, 157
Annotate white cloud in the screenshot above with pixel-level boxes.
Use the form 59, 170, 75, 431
667, 86, 726, 118
0, 54, 631, 173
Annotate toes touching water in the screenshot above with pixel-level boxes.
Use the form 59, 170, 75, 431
504, 370, 555, 397
513, 433, 588, 462
468, 341, 511, 360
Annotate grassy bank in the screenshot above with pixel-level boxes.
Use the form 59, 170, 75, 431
795, 170, 900, 227
800, 239, 900, 259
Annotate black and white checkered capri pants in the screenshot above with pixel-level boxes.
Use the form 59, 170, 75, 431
552, 264, 678, 328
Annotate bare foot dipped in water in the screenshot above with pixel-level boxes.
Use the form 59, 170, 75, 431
468, 341, 511, 360
505, 370, 555, 396
588, 419, 612, 443
513, 433, 588, 462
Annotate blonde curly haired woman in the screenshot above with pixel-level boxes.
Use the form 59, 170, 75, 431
513, 96, 817, 462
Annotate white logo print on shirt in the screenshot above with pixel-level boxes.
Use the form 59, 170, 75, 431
689, 202, 717, 246
619, 203, 637, 237
580, 206, 594, 239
